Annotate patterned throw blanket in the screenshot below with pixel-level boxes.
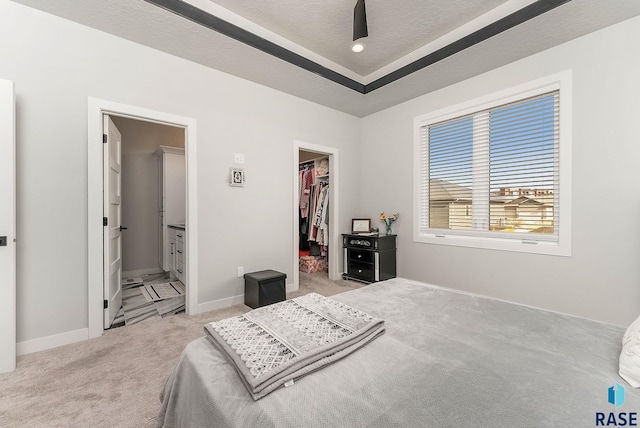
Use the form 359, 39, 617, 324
204, 293, 385, 400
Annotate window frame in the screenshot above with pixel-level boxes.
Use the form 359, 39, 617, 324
413, 71, 572, 256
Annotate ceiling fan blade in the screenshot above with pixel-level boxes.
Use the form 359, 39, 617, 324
353, 0, 368, 41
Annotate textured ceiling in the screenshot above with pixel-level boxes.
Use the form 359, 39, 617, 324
208, 0, 508, 77
9, 0, 640, 117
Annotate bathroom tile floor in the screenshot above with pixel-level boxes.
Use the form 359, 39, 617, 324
110, 273, 185, 328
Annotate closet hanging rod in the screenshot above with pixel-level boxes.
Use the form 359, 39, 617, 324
300, 155, 328, 163
299, 161, 315, 171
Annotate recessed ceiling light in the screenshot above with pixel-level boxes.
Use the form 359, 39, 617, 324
351, 42, 365, 53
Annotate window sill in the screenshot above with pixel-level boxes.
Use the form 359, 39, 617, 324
414, 232, 571, 257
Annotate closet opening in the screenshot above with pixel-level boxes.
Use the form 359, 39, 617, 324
292, 141, 340, 293
298, 150, 330, 284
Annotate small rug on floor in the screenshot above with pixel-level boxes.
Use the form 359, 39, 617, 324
142, 281, 185, 302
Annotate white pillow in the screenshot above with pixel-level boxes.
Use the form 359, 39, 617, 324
620, 315, 640, 388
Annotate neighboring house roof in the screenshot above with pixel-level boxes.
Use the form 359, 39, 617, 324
489, 195, 516, 204
430, 179, 553, 206
429, 179, 472, 201
502, 196, 552, 206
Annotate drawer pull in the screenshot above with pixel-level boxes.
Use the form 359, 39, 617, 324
357, 254, 362, 259
358, 269, 363, 273
177, 269, 183, 273
177, 250, 183, 254
177, 234, 183, 238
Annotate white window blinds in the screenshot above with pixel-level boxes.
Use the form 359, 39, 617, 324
419, 91, 560, 242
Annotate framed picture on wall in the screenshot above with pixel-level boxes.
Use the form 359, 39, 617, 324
230, 167, 245, 187
351, 218, 371, 234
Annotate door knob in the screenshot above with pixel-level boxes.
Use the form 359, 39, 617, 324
119, 226, 128, 231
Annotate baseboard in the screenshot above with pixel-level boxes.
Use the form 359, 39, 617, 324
191, 282, 298, 315
17, 328, 89, 356
122, 267, 164, 278
195, 294, 245, 314
286, 281, 298, 293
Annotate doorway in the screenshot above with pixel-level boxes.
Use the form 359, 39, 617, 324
87, 98, 198, 339
298, 150, 330, 283
292, 141, 340, 292
106, 116, 186, 328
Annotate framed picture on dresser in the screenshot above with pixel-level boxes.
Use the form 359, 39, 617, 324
351, 218, 371, 234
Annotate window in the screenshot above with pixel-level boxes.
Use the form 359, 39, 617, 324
414, 72, 571, 256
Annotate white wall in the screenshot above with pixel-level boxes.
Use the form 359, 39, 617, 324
360, 15, 640, 326
5, 0, 636, 350
0, 1, 360, 345
114, 117, 184, 274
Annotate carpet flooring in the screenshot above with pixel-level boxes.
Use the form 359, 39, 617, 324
0, 272, 362, 428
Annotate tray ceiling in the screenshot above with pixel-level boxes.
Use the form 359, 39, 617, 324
10, 0, 640, 117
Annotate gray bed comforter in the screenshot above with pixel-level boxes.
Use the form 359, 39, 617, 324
203, 292, 385, 400
158, 278, 640, 428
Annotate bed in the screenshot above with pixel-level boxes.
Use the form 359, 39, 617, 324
157, 278, 639, 427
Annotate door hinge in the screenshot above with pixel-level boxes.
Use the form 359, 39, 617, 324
104, 300, 108, 309
103, 217, 108, 226
103, 134, 107, 144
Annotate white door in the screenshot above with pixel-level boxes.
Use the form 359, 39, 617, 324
0, 80, 16, 373
103, 116, 123, 328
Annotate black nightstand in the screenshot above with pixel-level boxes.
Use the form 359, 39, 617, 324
342, 234, 396, 283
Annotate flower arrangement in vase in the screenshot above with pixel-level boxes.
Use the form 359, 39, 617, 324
380, 212, 399, 235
